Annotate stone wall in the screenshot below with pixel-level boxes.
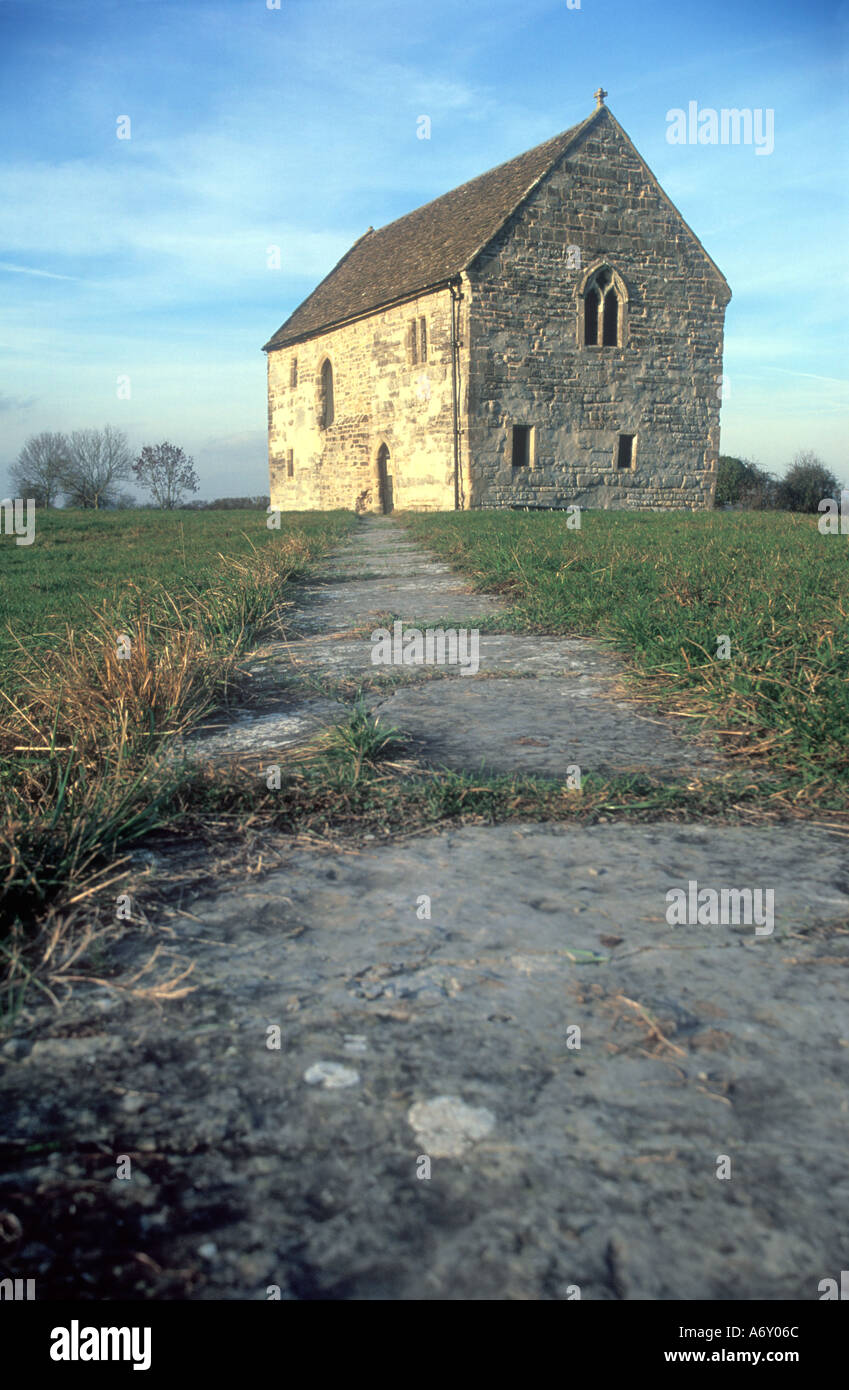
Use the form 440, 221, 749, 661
464, 112, 730, 511
267, 287, 462, 513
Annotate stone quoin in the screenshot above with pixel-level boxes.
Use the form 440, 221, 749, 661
263, 93, 731, 513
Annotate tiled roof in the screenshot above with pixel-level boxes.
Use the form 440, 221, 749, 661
263, 111, 599, 350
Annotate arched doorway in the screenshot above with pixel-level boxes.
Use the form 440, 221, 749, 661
377, 444, 393, 514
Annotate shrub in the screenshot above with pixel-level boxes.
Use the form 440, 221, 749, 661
715, 456, 775, 509
775, 452, 842, 513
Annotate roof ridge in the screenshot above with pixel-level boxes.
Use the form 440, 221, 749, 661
264, 110, 600, 350
366, 113, 594, 244
459, 108, 602, 274
264, 103, 726, 351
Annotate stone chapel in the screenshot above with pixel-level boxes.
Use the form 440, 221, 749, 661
263, 93, 730, 513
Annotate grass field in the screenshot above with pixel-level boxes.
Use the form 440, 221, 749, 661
0, 508, 351, 666
401, 509, 849, 806
2, 503, 847, 1015
0, 508, 354, 977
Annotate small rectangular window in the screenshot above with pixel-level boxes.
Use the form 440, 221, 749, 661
616, 434, 635, 469
286, 449, 294, 478
419, 317, 427, 363
408, 319, 418, 365
290, 358, 298, 388
511, 425, 533, 469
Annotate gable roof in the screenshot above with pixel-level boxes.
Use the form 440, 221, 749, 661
263, 110, 600, 351
263, 103, 730, 352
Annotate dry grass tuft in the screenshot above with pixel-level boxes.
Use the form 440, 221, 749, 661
0, 518, 354, 1015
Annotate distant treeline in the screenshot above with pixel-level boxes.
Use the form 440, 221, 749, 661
178, 496, 270, 510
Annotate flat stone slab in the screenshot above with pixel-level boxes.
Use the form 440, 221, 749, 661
372, 676, 725, 780
290, 520, 505, 634
270, 632, 625, 684
293, 577, 504, 633
2, 823, 846, 1300
176, 697, 349, 762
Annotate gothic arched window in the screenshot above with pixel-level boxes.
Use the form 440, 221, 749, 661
319, 358, 335, 427
580, 265, 628, 348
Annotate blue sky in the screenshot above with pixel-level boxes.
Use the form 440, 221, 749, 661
1, 0, 846, 499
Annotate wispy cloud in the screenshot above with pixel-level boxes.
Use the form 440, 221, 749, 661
0, 261, 80, 280
761, 367, 849, 386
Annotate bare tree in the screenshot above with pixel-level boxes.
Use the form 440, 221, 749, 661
9, 431, 69, 507
132, 442, 199, 509
62, 426, 133, 509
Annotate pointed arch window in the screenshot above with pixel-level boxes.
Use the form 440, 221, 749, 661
579, 265, 628, 348
319, 358, 335, 428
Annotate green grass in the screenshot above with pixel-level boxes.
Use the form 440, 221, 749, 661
0, 508, 355, 946
400, 509, 849, 805
0, 508, 352, 667
4, 504, 847, 1017
137, 709, 803, 872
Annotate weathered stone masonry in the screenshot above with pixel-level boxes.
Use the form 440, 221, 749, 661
267, 288, 467, 513
264, 99, 730, 512
464, 116, 729, 509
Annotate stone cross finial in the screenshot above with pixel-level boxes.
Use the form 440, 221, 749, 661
594, 87, 608, 108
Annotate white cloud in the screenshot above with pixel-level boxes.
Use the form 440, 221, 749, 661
0, 261, 81, 280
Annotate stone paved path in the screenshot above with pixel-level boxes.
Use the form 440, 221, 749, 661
1, 517, 847, 1301
195, 517, 726, 781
